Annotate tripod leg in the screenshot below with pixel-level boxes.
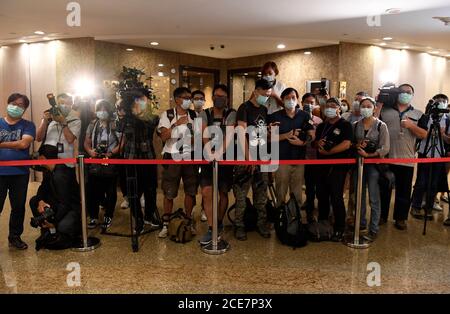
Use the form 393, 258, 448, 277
126, 164, 139, 252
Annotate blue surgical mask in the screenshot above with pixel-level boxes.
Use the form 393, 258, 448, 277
193, 99, 205, 110
360, 107, 374, 118
324, 108, 337, 119
181, 99, 191, 110
256, 94, 269, 106
58, 104, 71, 116
7, 104, 24, 118
96, 111, 109, 121
138, 99, 147, 110
263, 75, 275, 83
437, 101, 448, 110
398, 93, 413, 105
284, 99, 296, 110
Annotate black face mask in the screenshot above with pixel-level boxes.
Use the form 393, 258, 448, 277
213, 97, 227, 109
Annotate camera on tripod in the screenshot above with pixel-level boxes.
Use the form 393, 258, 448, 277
30, 206, 55, 228
428, 100, 449, 120
377, 84, 401, 108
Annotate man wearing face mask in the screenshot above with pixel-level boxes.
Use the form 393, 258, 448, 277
315, 97, 353, 241
198, 84, 236, 245
192, 90, 206, 115
378, 83, 427, 230
0, 93, 36, 249
410, 94, 449, 221
269, 88, 315, 210
157, 87, 199, 238
261, 61, 286, 115
233, 79, 273, 241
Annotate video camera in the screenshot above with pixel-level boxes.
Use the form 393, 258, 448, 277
319, 78, 328, 96
427, 99, 449, 122
45, 93, 62, 121
376, 85, 401, 108
30, 206, 55, 228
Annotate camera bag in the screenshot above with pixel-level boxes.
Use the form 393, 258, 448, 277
168, 208, 193, 243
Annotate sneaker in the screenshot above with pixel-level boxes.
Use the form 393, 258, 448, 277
394, 220, 407, 230
441, 194, 449, 203
256, 224, 271, 238
199, 229, 213, 245
433, 202, 443, 212
8, 236, 28, 250
200, 209, 208, 222
101, 216, 112, 229
158, 225, 168, 238
363, 231, 377, 242
88, 218, 98, 229
331, 231, 344, 242
410, 207, 424, 220
444, 218, 450, 226
144, 215, 160, 228
234, 226, 247, 241
120, 197, 129, 209
140, 196, 145, 208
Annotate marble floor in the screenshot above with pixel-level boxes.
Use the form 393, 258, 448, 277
1, 182, 450, 294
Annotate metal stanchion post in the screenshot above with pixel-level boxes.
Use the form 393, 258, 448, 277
201, 160, 230, 254
345, 157, 371, 249
72, 155, 101, 252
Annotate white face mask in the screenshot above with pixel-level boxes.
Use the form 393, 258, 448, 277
193, 99, 205, 109
284, 99, 296, 110
263, 75, 275, 82
341, 105, 348, 113
360, 107, 374, 118
324, 108, 338, 119
181, 99, 191, 110
96, 110, 109, 120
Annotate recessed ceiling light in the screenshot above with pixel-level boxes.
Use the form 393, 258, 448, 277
158, 63, 164, 67
34, 31, 45, 35
277, 44, 286, 49
402, 46, 410, 49
429, 50, 439, 54
19, 39, 26, 43
383, 37, 393, 41
386, 8, 401, 14
42, 37, 50, 41
244, 73, 248, 76
304, 51, 312, 55
126, 48, 133, 51
158, 72, 164, 77
379, 42, 387, 46
150, 42, 159, 46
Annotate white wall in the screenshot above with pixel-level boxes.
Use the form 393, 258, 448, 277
372, 46, 449, 111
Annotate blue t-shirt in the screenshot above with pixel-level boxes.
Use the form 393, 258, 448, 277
0, 117, 36, 176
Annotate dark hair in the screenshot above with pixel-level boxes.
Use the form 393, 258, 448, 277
212, 84, 229, 96
255, 79, 273, 90
173, 87, 191, 99
191, 90, 205, 98
399, 83, 415, 94
261, 61, 279, 76
433, 94, 449, 102
326, 97, 341, 107
356, 91, 369, 97
281, 87, 299, 99
359, 97, 376, 106
301, 93, 315, 103
7, 93, 30, 108
120, 90, 144, 113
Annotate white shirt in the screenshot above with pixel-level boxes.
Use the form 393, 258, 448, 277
44, 110, 81, 167
267, 80, 286, 115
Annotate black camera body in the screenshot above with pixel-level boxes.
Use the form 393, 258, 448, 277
95, 141, 109, 157
30, 206, 55, 228
363, 140, 378, 154
429, 100, 450, 118
319, 78, 328, 96
377, 86, 401, 108
322, 139, 335, 151
46, 93, 62, 120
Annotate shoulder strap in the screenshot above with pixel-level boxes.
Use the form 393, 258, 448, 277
187, 109, 197, 121
92, 120, 100, 148
377, 120, 381, 132
166, 108, 176, 123
204, 108, 213, 126
446, 116, 450, 134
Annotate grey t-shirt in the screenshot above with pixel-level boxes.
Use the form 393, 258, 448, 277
380, 105, 425, 167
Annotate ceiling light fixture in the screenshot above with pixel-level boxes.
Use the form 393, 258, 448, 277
19, 39, 26, 43
42, 37, 50, 41
150, 42, 159, 46
277, 44, 286, 49
379, 42, 387, 46
158, 63, 164, 67
126, 48, 133, 51
158, 72, 164, 77
386, 8, 401, 14
429, 50, 439, 54
402, 45, 410, 49
34, 31, 45, 35
383, 37, 393, 41
304, 51, 312, 55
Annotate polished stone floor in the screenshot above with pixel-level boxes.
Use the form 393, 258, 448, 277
1, 182, 450, 294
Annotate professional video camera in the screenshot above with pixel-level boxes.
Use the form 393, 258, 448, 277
427, 99, 450, 120
376, 84, 401, 108
30, 206, 55, 228
319, 78, 328, 96
45, 93, 62, 121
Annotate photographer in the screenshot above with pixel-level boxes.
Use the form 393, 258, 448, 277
268, 88, 315, 209
233, 79, 272, 241
411, 94, 449, 221
0, 93, 35, 250
157, 87, 198, 238
84, 100, 121, 229
261, 61, 286, 114
315, 97, 353, 242
352, 97, 390, 241
378, 83, 427, 230
121, 90, 160, 234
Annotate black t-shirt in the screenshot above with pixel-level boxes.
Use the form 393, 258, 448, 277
268, 109, 314, 160
316, 118, 353, 159
236, 100, 268, 160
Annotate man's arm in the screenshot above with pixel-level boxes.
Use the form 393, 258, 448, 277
0, 134, 33, 150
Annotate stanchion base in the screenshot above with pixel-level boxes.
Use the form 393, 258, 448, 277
344, 234, 371, 249
71, 237, 101, 252
201, 239, 230, 255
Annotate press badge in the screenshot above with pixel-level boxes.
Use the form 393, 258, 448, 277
57, 142, 64, 153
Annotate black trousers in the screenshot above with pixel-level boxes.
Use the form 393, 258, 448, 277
317, 165, 348, 232
88, 175, 118, 219
127, 164, 158, 222
118, 165, 127, 197
0, 174, 29, 238
379, 164, 414, 221
304, 165, 319, 214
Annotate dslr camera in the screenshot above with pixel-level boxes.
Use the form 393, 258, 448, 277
321, 139, 335, 151
30, 206, 55, 228
363, 140, 378, 154
45, 93, 62, 121
95, 140, 109, 157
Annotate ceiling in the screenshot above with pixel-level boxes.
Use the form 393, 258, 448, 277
0, 0, 449, 58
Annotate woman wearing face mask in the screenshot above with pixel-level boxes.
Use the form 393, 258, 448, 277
352, 97, 390, 241
84, 100, 121, 229
261, 61, 287, 115
315, 97, 353, 242
268, 88, 315, 210
0, 93, 36, 250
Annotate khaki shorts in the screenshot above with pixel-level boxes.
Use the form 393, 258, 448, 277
162, 163, 198, 199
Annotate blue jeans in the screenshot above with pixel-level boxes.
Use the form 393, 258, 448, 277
354, 164, 381, 234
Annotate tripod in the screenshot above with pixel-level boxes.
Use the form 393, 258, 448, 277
421, 112, 448, 235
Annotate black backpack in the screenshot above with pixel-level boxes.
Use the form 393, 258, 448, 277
226, 197, 258, 231
275, 194, 308, 248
